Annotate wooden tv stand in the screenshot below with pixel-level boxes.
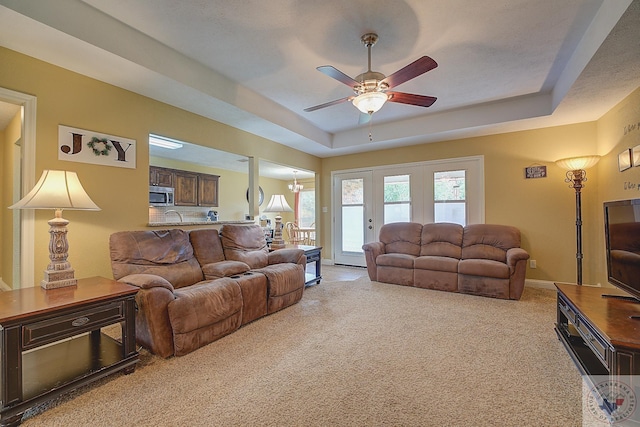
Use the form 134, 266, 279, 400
555, 282, 640, 381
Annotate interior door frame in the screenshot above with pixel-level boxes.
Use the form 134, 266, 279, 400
0, 87, 37, 289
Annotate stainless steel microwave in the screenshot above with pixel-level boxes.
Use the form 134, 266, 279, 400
149, 186, 174, 206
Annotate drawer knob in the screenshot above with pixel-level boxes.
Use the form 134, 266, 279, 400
72, 317, 90, 327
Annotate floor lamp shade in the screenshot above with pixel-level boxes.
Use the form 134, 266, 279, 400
263, 195, 293, 249
9, 170, 100, 289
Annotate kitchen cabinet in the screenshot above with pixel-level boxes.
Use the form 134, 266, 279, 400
174, 171, 199, 206
198, 174, 219, 207
174, 171, 219, 207
149, 166, 174, 187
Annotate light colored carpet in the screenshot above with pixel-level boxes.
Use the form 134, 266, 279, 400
22, 266, 583, 426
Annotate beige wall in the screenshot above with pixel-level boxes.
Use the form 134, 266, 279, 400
593, 86, 640, 286
0, 47, 319, 287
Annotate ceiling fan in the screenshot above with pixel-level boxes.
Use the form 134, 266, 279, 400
304, 33, 438, 117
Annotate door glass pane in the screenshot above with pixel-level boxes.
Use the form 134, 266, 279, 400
383, 175, 410, 223
434, 170, 466, 225
342, 206, 364, 251
342, 178, 364, 252
342, 179, 363, 204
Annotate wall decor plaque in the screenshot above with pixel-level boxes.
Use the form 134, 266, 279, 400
58, 125, 136, 169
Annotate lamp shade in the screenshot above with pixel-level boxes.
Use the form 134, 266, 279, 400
263, 194, 293, 213
555, 156, 600, 171
9, 170, 101, 211
352, 92, 388, 114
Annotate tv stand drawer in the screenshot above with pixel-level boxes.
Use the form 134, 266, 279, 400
558, 293, 610, 369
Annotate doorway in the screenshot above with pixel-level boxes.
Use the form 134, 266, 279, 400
332, 156, 484, 267
0, 87, 37, 289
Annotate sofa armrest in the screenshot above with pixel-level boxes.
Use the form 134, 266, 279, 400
506, 247, 529, 300
506, 248, 530, 269
201, 260, 250, 279
362, 242, 386, 281
269, 248, 306, 266
362, 241, 385, 257
118, 273, 175, 292
118, 273, 177, 358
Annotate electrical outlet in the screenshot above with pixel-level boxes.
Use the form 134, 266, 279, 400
529, 259, 537, 269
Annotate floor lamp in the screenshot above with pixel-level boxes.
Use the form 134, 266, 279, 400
263, 194, 293, 250
9, 170, 101, 289
555, 156, 600, 285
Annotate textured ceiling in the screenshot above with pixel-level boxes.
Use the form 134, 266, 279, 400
1, 0, 639, 166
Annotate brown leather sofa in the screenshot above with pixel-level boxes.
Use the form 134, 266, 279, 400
362, 222, 529, 300
109, 224, 305, 357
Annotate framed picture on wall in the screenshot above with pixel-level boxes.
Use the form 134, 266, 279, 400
618, 149, 632, 172
633, 145, 640, 167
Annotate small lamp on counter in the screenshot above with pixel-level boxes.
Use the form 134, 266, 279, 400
262, 194, 293, 250
9, 170, 101, 289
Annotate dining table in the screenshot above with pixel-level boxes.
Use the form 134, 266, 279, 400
298, 227, 315, 245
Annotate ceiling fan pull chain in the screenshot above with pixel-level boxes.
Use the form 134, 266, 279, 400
369, 113, 373, 141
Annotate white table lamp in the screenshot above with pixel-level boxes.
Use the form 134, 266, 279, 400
262, 194, 293, 249
9, 170, 101, 289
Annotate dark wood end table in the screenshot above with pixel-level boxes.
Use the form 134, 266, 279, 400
0, 277, 139, 426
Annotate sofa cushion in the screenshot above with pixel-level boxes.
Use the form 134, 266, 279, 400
379, 222, 423, 256
189, 229, 226, 265
461, 224, 521, 263
220, 224, 269, 269
254, 263, 304, 313
229, 272, 268, 325
376, 253, 416, 269
414, 255, 458, 273
110, 229, 204, 289
168, 278, 242, 356
420, 223, 463, 258
458, 259, 510, 279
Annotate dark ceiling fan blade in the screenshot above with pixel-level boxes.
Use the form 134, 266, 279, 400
380, 56, 438, 89
387, 91, 437, 107
317, 66, 359, 88
304, 96, 353, 112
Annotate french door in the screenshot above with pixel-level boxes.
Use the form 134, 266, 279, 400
333, 171, 375, 266
332, 156, 484, 267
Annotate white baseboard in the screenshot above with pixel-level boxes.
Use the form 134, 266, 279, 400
0, 278, 11, 291
524, 279, 556, 290
525, 279, 603, 290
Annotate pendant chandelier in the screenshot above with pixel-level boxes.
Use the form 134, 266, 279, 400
288, 171, 303, 193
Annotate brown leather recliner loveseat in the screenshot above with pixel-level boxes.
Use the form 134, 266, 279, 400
109, 224, 305, 357
362, 222, 529, 300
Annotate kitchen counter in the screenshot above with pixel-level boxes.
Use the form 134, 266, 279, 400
147, 220, 255, 227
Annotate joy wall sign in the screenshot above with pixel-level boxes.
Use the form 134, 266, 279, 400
58, 125, 136, 169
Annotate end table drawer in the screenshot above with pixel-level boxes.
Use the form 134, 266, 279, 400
22, 302, 125, 349
306, 252, 321, 263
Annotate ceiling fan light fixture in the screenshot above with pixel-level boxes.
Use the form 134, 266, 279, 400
352, 92, 388, 114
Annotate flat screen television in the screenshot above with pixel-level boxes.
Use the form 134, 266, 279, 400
604, 198, 640, 300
